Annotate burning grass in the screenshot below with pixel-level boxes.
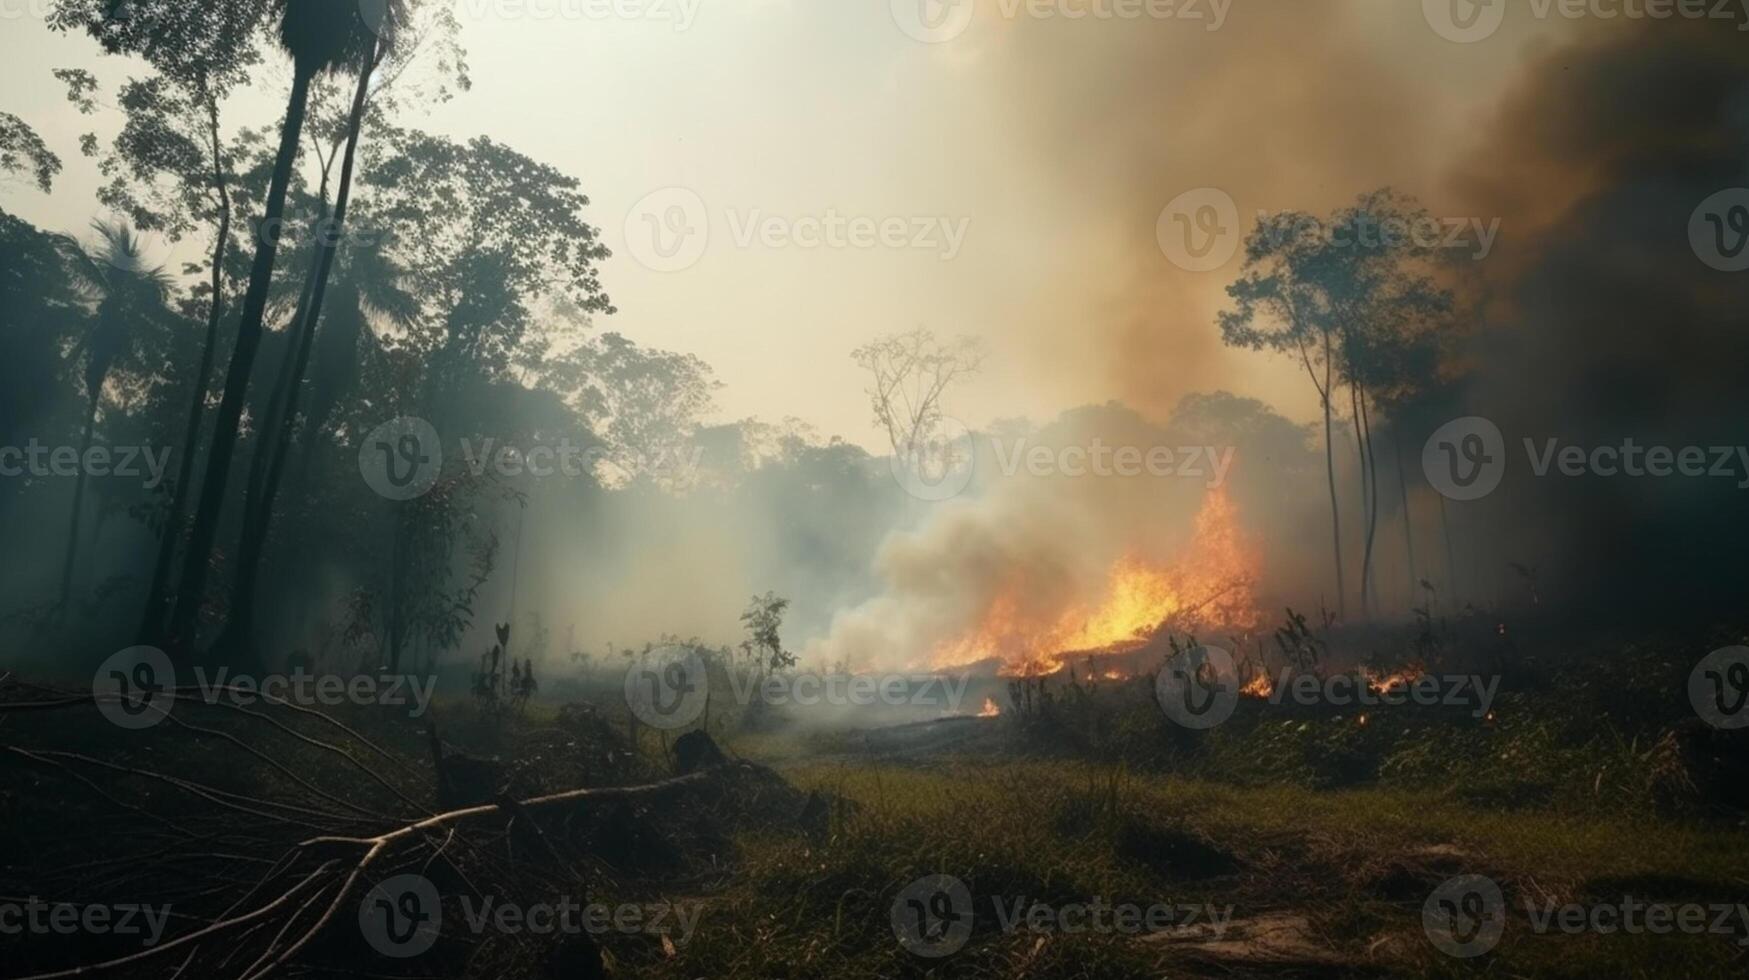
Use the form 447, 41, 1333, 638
4, 616, 1745, 979
929, 488, 1263, 677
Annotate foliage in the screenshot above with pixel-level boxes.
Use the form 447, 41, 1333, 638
739, 591, 792, 672
850, 327, 983, 456
0, 113, 63, 192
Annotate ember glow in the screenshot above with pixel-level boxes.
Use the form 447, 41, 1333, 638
1361, 667, 1425, 695
977, 697, 1002, 718
930, 489, 1261, 676
1239, 670, 1275, 699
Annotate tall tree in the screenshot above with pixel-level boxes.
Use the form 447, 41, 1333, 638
1220, 216, 1351, 619
332, 128, 613, 669
221, 10, 398, 658
50, 0, 272, 640
53, 220, 172, 611
167, 0, 386, 654
225, 0, 474, 658
1325, 192, 1452, 615
293, 237, 418, 480
1221, 191, 1451, 619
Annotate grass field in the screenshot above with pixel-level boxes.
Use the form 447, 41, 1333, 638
5, 624, 1748, 979
637, 751, 1749, 978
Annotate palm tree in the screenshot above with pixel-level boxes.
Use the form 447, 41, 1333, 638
298, 244, 417, 479
167, 0, 387, 654
221, 4, 404, 660
56, 219, 171, 612
226, 240, 415, 655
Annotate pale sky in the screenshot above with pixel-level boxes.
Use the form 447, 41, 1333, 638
0, 0, 1565, 451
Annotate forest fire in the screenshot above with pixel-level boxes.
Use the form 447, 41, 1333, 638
1362, 667, 1425, 694
931, 489, 1261, 676
1236, 665, 1427, 701
1240, 670, 1275, 698
977, 697, 1002, 717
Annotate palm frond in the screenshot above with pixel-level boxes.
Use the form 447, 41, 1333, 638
276, 0, 407, 76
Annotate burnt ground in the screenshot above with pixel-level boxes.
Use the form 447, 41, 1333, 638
4, 623, 1749, 980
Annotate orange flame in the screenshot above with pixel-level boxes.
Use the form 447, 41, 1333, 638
977, 697, 1001, 717
1240, 670, 1275, 698
1360, 666, 1425, 694
931, 488, 1260, 676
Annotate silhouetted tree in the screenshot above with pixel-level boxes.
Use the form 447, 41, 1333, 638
53, 220, 172, 611
168, 0, 387, 655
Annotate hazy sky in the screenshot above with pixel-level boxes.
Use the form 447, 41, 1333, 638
0, 0, 1572, 450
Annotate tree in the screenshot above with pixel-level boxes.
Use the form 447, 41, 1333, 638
361, 126, 615, 406
1220, 190, 1451, 619
293, 242, 418, 481
0, 213, 85, 459
167, 0, 388, 654
294, 126, 612, 669
238, 0, 465, 564
53, 219, 172, 611
739, 591, 792, 673
1323, 192, 1452, 614
52, 68, 267, 641
851, 328, 983, 458
1220, 215, 1351, 619
540, 330, 719, 489
220, 3, 408, 660
0, 112, 63, 192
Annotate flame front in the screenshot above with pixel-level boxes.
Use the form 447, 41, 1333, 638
1240, 670, 1274, 698
931, 488, 1260, 676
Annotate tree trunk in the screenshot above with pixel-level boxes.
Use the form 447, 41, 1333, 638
387, 508, 409, 674
138, 128, 230, 645
246, 209, 324, 507
165, 65, 315, 658
1355, 383, 1380, 618
1439, 491, 1458, 610
1320, 331, 1345, 620
1391, 425, 1419, 610
1348, 383, 1368, 618
224, 47, 376, 660
56, 394, 100, 612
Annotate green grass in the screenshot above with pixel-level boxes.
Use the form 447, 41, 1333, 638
634, 755, 1749, 979
8, 629, 1748, 979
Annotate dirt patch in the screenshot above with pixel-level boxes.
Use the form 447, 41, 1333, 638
1145, 911, 1380, 974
